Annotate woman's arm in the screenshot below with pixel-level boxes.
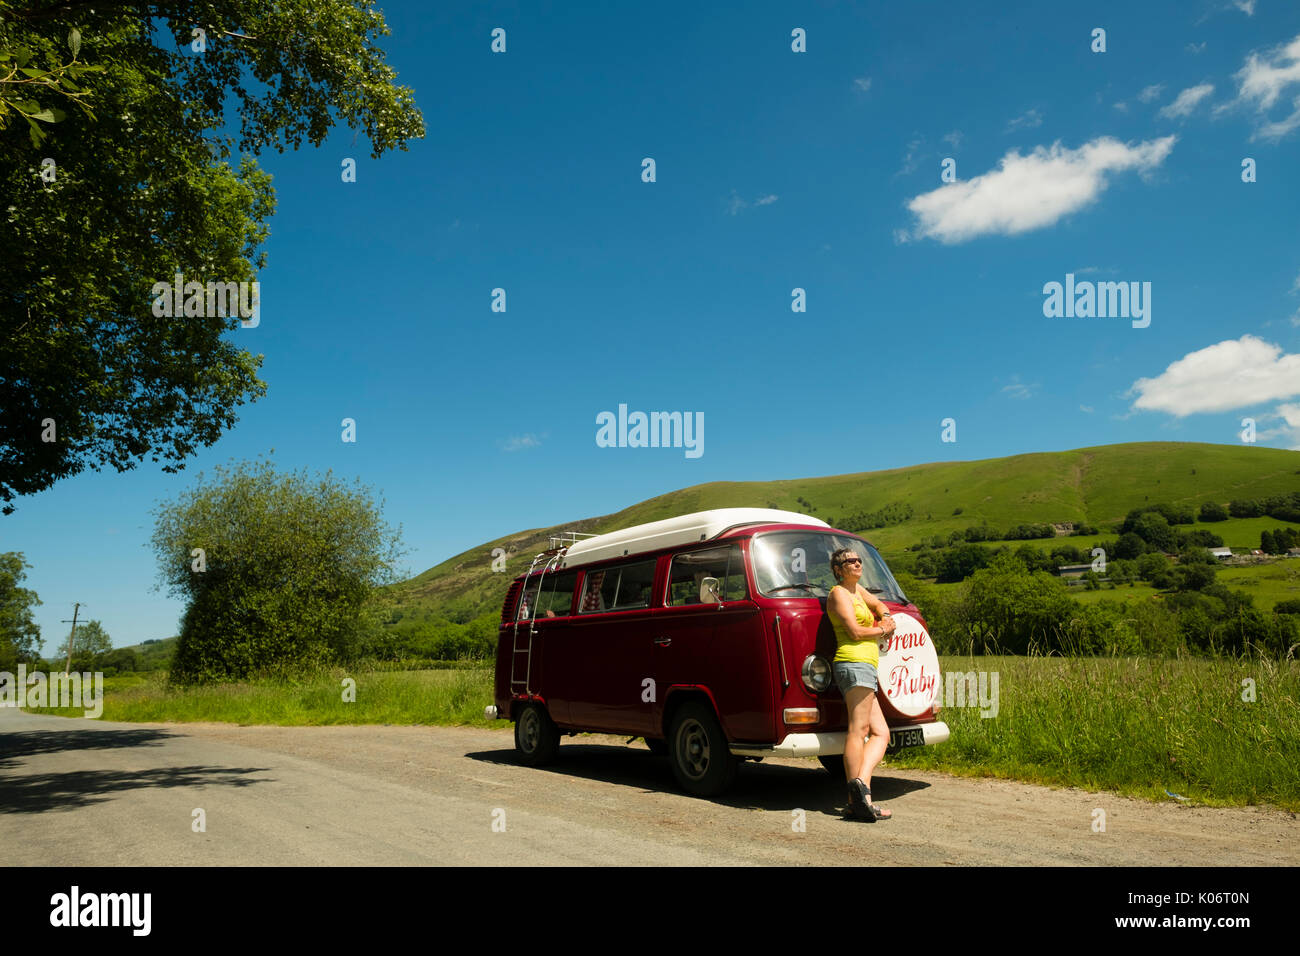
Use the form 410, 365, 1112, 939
828, 587, 887, 642
862, 590, 893, 625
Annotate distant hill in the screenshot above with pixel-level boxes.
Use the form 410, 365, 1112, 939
392, 441, 1300, 623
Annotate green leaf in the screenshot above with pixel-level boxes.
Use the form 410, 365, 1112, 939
14, 46, 32, 68
19, 67, 48, 79
68, 27, 82, 59
27, 108, 64, 123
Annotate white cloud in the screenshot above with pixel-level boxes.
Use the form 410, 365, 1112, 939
902, 136, 1176, 244
1256, 403, 1300, 448
1186, 42, 1207, 54
726, 190, 778, 214
896, 137, 923, 176
1225, 33, 1300, 140
1255, 97, 1300, 140
1005, 108, 1042, 131
1129, 335, 1300, 416
1001, 382, 1039, 400
853, 76, 872, 93
1236, 35, 1300, 110
1114, 101, 1129, 112
1138, 84, 1165, 103
1234, 0, 1256, 15
501, 434, 542, 451
1159, 83, 1215, 119
1080, 405, 1095, 413
943, 130, 963, 149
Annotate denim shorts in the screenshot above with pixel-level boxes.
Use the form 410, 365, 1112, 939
832, 660, 878, 695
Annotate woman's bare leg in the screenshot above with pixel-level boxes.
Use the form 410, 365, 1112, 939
854, 695, 892, 818
842, 686, 872, 784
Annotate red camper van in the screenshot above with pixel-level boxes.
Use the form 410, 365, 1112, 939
485, 508, 949, 796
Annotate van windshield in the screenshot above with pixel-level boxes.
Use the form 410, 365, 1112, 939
751, 531, 908, 602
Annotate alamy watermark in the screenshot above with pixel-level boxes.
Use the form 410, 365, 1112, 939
596, 403, 703, 459
938, 670, 999, 718
0, 666, 103, 718
150, 271, 260, 327
1042, 273, 1150, 328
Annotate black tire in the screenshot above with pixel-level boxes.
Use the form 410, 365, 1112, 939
668, 702, 739, 797
514, 702, 560, 766
644, 737, 668, 756
819, 755, 845, 776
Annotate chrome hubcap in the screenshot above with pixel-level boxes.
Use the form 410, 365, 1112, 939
679, 720, 709, 778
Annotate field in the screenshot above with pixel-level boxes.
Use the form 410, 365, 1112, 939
25, 655, 1300, 812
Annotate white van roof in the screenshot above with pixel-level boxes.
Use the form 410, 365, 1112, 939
557, 508, 829, 569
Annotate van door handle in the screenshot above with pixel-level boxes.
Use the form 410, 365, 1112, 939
653, 636, 671, 646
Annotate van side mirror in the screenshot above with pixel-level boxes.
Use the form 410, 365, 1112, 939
700, 576, 722, 606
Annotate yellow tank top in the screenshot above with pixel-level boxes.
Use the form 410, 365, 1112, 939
829, 585, 879, 665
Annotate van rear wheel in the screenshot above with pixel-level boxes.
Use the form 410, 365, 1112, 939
668, 702, 738, 797
515, 702, 560, 766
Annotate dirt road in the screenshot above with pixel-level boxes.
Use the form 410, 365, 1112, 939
1, 707, 1295, 865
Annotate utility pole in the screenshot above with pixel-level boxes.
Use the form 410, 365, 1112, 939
60, 603, 82, 675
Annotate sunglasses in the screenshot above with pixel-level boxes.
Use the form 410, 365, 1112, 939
836, 557, 862, 566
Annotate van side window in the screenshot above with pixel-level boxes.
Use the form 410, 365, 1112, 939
667, 544, 748, 605
579, 560, 657, 613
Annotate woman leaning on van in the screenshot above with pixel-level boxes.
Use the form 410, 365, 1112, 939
827, 547, 897, 821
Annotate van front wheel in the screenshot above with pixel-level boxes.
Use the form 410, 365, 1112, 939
515, 702, 560, 766
668, 702, 738, 797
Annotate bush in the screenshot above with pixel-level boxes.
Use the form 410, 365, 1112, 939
1199, 501, 1229, 522
1229, 499, 1264, 518
152, 459, 403, 684
935, 543, 992, 583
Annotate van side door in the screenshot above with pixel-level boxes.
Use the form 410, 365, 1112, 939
561, 558, 660, 735
652, 542, 772, 742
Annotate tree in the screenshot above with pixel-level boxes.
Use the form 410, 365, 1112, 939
1115, 532, 1147, 561
0, 551, 41, 669
935, 543, 991, 583
0, 2, 424, 514
1261, 530, 1277, 555
55, 618, 110, 669
151, 459, 403, 683
1132, 511, 1175, 552
964, 554, 1074, 654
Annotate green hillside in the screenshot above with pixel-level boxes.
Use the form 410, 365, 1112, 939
392, 441, 1300, 622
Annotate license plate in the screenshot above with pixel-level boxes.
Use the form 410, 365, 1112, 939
889, 727, 925, 749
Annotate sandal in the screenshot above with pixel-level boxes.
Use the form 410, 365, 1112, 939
862, 786, 892, 820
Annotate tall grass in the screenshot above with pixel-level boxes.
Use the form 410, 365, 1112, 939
26, 666, 497, 727
887, 654, 1300, 811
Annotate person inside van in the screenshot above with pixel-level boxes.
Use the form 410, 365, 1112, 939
827, 546, 897, 821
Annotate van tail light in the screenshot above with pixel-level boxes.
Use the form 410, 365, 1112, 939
783, 707, 820, 725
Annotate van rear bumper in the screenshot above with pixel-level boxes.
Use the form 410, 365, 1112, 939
729, 721, 950, 757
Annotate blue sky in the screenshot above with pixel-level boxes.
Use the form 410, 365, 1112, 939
6, 0, 1300, 651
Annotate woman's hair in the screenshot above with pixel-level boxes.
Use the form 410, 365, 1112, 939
830, 547, 859, 579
